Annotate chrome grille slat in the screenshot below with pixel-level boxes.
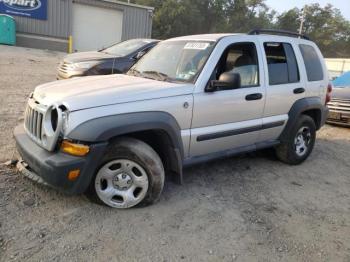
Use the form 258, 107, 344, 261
38, 113, 43, 139
25, 106, 29, 130
33, 111, 38, 137
30, 108, 34, 134
58, 61, 72, 74
24, 102, 45, 143
328, 98, 350, 113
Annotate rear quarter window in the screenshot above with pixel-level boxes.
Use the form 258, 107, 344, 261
299, 44, 324, 82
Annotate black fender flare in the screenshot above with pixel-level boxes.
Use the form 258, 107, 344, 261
279, 97, 327, 142
67, 111, 184, 183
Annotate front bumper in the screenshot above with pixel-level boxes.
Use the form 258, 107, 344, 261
56, 70, 84, 80
14, 124, 107, 195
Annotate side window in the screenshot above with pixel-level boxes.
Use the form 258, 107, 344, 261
215, 42, 259, 87
264, 42, 300, 85
299, 44, 324, 81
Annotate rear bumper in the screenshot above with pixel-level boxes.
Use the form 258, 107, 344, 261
14, 124, 107, 195
326, 109, 350, 127
320, 106, 329, 128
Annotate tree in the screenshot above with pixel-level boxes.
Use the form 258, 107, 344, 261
276, 4, 350, 57
120, 0, 350, 58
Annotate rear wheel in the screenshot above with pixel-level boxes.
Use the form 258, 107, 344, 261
276, 115, 316, 165
87, 138, 165, 208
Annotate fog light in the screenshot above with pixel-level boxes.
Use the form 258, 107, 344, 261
61, 140, 90, 156
68, 170, 80, 181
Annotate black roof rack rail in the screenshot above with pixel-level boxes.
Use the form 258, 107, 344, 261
248, 29, 310, 40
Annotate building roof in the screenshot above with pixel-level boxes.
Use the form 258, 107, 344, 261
103, 0, 154, 10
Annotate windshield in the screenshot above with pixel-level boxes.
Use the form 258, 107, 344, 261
102, 39, 153, 56
128, 40, 216, 83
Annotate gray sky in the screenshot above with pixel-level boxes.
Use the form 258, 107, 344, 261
265, 0, 350, 21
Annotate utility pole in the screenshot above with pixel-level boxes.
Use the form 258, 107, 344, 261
299, 6, 307, 34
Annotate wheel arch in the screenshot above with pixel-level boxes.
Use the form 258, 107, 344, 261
280, 97, 325, 142
67, 112, 184, 184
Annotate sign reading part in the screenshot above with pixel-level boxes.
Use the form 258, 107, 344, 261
0, 0, 47, 20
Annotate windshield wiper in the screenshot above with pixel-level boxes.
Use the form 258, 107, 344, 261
142, 70, 170, 81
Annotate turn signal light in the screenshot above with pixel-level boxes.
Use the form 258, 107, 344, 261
325, 83, 333, 105
61, 140, 90, 156
68, 170, 80, 181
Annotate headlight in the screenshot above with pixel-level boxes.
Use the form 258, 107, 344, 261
72, 61, 100, 70
42, 105, 63, 149
62, 111, 69, 133
43, 105, 61, 136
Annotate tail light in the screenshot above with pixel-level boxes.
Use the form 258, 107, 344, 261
325, 83, 333, 105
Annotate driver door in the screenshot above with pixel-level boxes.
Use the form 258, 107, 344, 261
190, 40, 265, 157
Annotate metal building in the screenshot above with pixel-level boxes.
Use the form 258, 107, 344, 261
0, 0, 154, 52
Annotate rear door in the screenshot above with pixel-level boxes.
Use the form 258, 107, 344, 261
258, 38, 305, 143
298, 43, 328, 101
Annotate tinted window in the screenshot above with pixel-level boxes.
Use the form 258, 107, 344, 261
299, 44, 324, 82
264, 42, 300, 85
215, 42, 259, 87
102, 39, 153, 56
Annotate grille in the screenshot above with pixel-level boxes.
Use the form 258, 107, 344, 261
24, 103, 44, 142
58, 61, 74, 74
328, 98, 350, 113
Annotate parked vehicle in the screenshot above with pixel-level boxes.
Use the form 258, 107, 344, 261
57, 39, 159, 80
327, 71, 350, 126
15, 30, 330, 209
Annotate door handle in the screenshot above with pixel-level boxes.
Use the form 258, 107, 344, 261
293, 88, 305, 94
245, 93, 263, 101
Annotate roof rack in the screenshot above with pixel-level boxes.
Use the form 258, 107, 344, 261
248, 29, 310, 40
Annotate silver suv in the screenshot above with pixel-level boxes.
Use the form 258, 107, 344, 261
14, 30, 330, 209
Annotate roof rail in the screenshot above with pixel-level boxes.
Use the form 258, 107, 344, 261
248, 29, 310, 40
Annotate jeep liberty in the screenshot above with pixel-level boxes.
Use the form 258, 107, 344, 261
14, 30, 330, 209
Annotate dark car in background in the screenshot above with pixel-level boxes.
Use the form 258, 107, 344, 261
327, 71, 350, 127
57, 39, 159, 80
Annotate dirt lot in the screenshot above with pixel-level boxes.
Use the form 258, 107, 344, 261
0, 46, 349, 262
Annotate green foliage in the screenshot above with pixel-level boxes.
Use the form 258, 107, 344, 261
121, 0, 350, 58
276, 4, 350, 57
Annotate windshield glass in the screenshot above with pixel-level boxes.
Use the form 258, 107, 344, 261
128, 40, 216, 83
102, 39, 153, 56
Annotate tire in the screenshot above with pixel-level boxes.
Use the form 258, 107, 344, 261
86, 137, 165, 209
275, 115, 316, 165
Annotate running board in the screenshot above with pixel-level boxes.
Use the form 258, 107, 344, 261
183, 140, 280, 167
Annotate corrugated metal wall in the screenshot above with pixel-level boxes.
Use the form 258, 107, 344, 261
13, 0, 153, 40
15, 0, 71, 38
121, 5, 153, 40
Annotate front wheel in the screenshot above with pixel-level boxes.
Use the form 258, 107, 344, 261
87, 138, 165, 209
275, 115, 316, 165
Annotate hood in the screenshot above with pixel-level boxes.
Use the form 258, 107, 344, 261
64, 51, 116, 63
332, 87, 350, 100
33, 74, 194, 111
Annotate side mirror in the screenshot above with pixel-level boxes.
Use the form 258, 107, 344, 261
135, 51, 146, 60
205, 72, 241, 92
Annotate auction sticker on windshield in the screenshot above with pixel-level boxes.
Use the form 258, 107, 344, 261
184, 42, 210, 50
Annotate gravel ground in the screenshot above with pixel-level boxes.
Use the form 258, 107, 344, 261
0, 46, 350, 262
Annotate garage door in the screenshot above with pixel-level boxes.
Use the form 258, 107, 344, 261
72, 4, 123, 52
